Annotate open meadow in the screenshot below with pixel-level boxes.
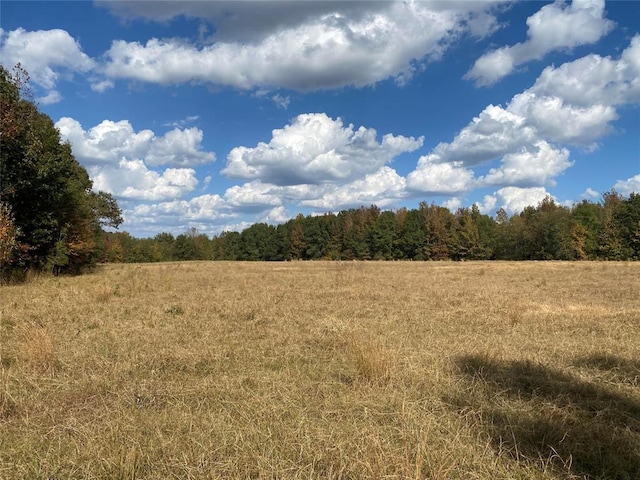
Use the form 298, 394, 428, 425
1, 261, 639, 479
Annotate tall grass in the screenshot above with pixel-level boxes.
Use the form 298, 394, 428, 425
1, 261, 638, 479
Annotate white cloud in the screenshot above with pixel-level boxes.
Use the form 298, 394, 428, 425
491, 186, 553, 214
406, 156, 475, 194
222, 113, 423, 185
442, 197, 463, 212
581, 187, 600, 199
37, 90, 62, 105
301, 166, 407, 210
613, 174, 640, 196
90, 79, 114, 93
90, 159, 198, 201
0, 27, 95, 98
123, 194, 238, 237
409, 36, 640, 194
272, 94, 290, 110
479, 141, 572, 187
129, 194, 232, 226
145, 127, 214, 166
420, 104, 537, 167
530, 35, 640, 107
223, 181, 282, 212
56, 117, 215, 167
100, 2, 503, 91
466, 0, 614, 86
475, 195, 498, 215
259, 206, 291, 225
508, 92, 617, 146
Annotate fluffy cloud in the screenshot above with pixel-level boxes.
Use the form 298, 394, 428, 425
90, 160, 198, 201
222, 113, 423, 185
37, 90, 62, 105
125, 194, 237, 236
409, 36, 640, 194
0, 28, 94, 102
301, 167, 407, 210
1, 2, 504, 95
613, 174, 640, 196
98, 1, 391, 41
131, 194, 228, 223
420, 105, 537, 167
581, 187, 600, 200
100, 2, 502, 91
488, 186, 554, 214
56, 117, 215, 167
529, 35, 640, 107
479, 141, 572, 187
259, 206, 290, 225
223, 181, 283, 212
407, 157, 475, 194
466, 0, 614, 86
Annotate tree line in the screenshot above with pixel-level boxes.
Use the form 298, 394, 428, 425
1, 65, 122, 281
100, 192, 639, 263
2, 63, 638, 279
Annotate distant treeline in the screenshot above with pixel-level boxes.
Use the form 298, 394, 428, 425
100, 192, 639, 263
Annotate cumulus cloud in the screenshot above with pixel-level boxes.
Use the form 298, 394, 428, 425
301, 166, 407, 210
124, 194, 239, 236
487, 186, 554, 214
407, 157, 475, 194
613, 174, 640, 196
2, 2, 505, 95
37, 90, 62, 105
479, 141, 572, 187
90, 160, 198, 201
98, 1, 391, 41
131, 194, 229, 223
259, 206, 291, 225
529, 35, 640, 107
581, 187, 600, 199
475, 195, 498, 215
56, 117, 215, 167
222, 113, 423, 185
90, 79, 114, 93
100, 1, 503, 91
223, 181, 283, 212
466, 0, 614, 86
409, 36, 640, 194
0, 27, 95, 98
442, 197, 464, 212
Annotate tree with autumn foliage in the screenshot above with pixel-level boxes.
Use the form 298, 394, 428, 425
0, 65, 122, 279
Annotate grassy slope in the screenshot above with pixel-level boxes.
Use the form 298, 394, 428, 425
1, 261, 639, 479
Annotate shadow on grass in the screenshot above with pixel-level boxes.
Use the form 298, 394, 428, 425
451, 354, 640, 480
572, 353, 640, 387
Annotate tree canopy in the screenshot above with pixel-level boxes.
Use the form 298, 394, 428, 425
98, 193, 639, 263
0, 64, 122, 279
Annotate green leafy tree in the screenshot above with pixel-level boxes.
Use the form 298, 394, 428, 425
0, 65, 122, 276
571, 200, 603, 259
395, 208, 426, 260
597, 191, 630, 260
304, 215, 331, 260
370, 210, 397, 260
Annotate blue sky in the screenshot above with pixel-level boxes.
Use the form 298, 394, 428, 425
1, 0, 638, 238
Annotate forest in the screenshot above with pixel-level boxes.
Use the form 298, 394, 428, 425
102, 192, 640, 263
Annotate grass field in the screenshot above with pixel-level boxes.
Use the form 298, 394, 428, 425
1, 261, 639, 479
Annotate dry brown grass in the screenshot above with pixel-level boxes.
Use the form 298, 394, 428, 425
1, 261, 639, 479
